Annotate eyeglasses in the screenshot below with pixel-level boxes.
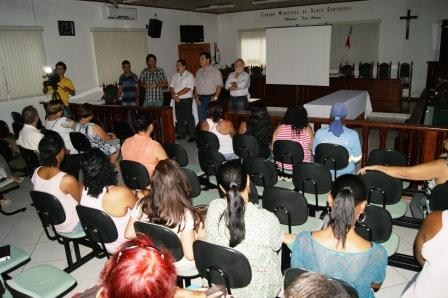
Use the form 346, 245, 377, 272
116, 244, 164, 263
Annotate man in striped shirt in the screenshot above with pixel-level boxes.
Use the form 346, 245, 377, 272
139, 54, 168, 107
118, 60, 139, 106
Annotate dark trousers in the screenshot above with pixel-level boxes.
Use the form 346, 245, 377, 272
175, 97, 196, 138
198, 95, 212, 121
229, 95, 248, 111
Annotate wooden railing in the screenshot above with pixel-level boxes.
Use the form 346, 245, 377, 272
225, 110, 448, 168
69, 103, 175, 143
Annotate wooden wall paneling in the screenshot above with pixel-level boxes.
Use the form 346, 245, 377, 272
178, 43, 210, 75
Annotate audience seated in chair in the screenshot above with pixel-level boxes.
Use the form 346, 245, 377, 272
238, 101, 273, 159
205, 160, 292, 298
359, 138, 448, 219
45, 100, 77, 153
290, 174, 388, 298
80, 149, 137, 254
273, 105, 314, 169
16, 105, 43, 152
31, 134, 82, 234
313, 103, 361, 177
200, 101, 237, 160
121, 112, 167, 177
0, 120, 20, 157
125, 159, 204, 276
74, 103, 120, 166
285, 271, 350, 298
401, 210, 448, 298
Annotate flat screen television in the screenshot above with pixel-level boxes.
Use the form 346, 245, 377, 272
180, 25, 204, 43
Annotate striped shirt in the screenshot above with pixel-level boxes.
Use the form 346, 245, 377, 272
274, 124, 312, 170
118, 72, 138, 103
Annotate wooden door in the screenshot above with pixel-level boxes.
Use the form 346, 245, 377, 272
178, 43, 210, 75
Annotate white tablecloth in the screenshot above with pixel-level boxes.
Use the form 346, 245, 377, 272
303, 90, 372, 119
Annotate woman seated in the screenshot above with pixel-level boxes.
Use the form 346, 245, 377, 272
125, 159, 204, 276
80, 149, 137, 253
359, 138, 448, 218
205, 160, 284, 298
121, 113, 167, 177
45, 100, 77, 153
200, 101, 237, 160
31, 134, 82, 234
238, 101, 273, 159
75, 103, 120, 165
272, 105, 314, 170
291, 174, 388, 298
401, 210, 448, 298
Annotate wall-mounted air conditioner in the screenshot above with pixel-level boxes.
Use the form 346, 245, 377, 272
103, 6, 137, 20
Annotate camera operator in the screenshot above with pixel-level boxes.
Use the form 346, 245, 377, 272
43, 61, 76, 116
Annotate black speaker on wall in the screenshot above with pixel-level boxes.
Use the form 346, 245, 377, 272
148, 18, 162, 38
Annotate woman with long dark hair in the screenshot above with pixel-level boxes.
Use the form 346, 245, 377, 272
205, 160, 283, 297
239, 101, 273, 159
291, 174, 387, 298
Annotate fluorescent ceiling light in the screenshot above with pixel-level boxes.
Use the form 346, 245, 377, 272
252, 0, 291, 4
196, 4, 235, 11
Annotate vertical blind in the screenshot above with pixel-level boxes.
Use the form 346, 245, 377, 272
0, 28, 46, 101
91, 29, 148, 85
239, 30, 266, 66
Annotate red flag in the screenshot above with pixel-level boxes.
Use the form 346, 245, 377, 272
345, 26, 353, 49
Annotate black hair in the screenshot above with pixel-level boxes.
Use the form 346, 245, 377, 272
55, 61, 67, 70
282, 105, 309, 135
217, 160, 248, 247
146, 54, 157, 63
22, 105, 39, 125
81, 149, 117, 198
199, 52, 211, 62
207, 101, 222, 123
246, 101, 273, 146
76, 103, 93, 119
38, 134, 65, 167
122, 60, 130, 66
329, 174, 367, 249
177, 59, 186, 67
135, 113, 154, 132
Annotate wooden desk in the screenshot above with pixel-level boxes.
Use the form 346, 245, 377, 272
249, 76, 401, 113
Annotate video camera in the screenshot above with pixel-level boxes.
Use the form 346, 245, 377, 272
43, 69, 60, 90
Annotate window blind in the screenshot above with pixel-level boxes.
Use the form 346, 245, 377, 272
239, 30, 266, 66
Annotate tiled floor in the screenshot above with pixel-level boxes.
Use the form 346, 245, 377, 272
0, 139, 419, 297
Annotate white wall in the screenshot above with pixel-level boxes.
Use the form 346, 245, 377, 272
217, 0, 448, 97
0, 0, 218, 125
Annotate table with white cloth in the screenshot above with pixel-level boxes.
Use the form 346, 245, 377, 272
303, 90, 372, 119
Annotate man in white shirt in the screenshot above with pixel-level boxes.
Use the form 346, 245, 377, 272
225, 58, 250, 111
170, 59, 196, 142
17, 105, 44, 151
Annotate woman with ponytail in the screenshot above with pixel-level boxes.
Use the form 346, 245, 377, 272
291, 174, 387, 298
31, 134, 82, 233
205, 160, 283, 297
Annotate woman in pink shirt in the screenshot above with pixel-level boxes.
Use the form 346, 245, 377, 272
121, 113, 168, 177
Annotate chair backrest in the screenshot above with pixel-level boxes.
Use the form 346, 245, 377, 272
273, 140, 304, 170
0, 140, 14, 162
377, 62, 391, 79
182, 168, 201, 198
119, 160, 150, 190
262, 187, 309, 232
355, 204, 392, 243
18, 146, 39, 175
0, 120, 11, 139
69, 132, 92, 152
367, 149, 407, 166
293, 162, 332, 194
12, 122, 23, 138
314, 143, 349, 175
113, 121, 134, 142
193, 240, 252, 292
198, 149, 225, 177
398, 62, 413, 87
359, 170, 402, 206
103, 84, 119, 104
163, 142, 189, 167
340, 64, 354, 78
232, 134, 259, 159
11, 111, 22, 123
429, 182, 448, 211
243, 157, 278, 187
284, 268, 359, 298
134, 221, 184, 261
76, 205, 118, 250
358, 62, 373, 79
196, 131, 220, 151
30, 190, 66, 228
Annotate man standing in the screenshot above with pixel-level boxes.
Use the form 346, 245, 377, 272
17, 105, 43, 152
139, 54, 168, 107
195, 52, 223, 121
118, 60, 139, 106
169, 59, 196, 142
43, 61, 76, 116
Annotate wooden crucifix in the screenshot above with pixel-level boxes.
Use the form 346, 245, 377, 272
400, 9, 418, 40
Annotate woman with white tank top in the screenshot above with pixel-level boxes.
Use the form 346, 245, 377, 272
200, 101, 237, 160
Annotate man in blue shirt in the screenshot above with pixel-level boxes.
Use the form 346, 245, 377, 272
118, 60, 139, 106
313, 103, 362, 177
